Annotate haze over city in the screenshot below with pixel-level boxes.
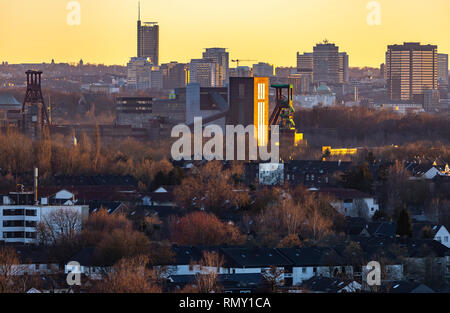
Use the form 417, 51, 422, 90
1, 0, 449, 67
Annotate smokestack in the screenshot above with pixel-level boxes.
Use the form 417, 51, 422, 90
34, 167, 39, 205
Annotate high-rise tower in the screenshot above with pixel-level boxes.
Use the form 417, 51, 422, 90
386, 42, 437, 102
137, 2, 159, 65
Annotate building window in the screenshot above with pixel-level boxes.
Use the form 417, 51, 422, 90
26, 209, 37, 217
444, 236, 448, 243
302, 267, 307, 274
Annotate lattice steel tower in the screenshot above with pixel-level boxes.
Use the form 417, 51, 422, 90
22, 70, 51, 139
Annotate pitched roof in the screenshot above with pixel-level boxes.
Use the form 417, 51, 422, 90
316, 188, 373, 200
386, 281, 435, 293
277, 247, 344, 267
301, 276, 359, 293
221, 248, 293, 268
0, 94, 21, 107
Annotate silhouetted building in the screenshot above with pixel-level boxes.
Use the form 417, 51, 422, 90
437, 53, 448, 87
252, 62, 273, 77
227, 77, 269, 146
202, 48, 229, 87
313, 42, 340, 84
423, 89, 440, 112
189, 59, 220, 87
339, 52, 349, 83
161, 62, 187, 90
386, 42, 438, 102
137, 5, 159, 65
116, 97, 153, 128
127, 57, 152, 90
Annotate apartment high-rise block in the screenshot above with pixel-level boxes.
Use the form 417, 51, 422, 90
202, 48, 229, 87
296, 52, 314, 92
137, 4, 159, 65
386, 42, 438, 102
189, 59, 220, 87
161, 62, 188, 90
297, 52, 314, 73
438, 53, 449, 86
127, 57, 152, 90
313, 42, 340, 84
339, 52, 349, 83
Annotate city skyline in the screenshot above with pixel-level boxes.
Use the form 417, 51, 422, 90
1, 0, 449, 68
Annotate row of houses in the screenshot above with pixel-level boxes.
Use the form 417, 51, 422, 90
3, 236, 448, 293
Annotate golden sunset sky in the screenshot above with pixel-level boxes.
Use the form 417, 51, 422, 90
1, 0, 449, 67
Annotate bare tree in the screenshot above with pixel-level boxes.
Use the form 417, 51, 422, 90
92, 255, 161, 293
196, 251, 224, 293
261, 266, 284, 293
37, 208, 83, 245
0, 246, 26, 293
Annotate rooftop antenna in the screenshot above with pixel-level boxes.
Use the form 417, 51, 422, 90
138, 1, 141, 21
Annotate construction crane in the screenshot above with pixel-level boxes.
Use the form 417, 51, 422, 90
231, 59, 256, 67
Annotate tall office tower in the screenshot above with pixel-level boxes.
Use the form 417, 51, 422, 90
339, 52, 349, 83
297, 52, 314, 91
252, 62, 274, 77
137, 4, 159, 65
202, 48, 229, 87
127, 57, 152, 90
161, 62, 187, 90
386, 42, 438, 102
189, 59, 220, 87
437, 54, 449, 86
227, 77, 269, 147
313, 42, 340, 84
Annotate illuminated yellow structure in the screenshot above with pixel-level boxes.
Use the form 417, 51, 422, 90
322, 146, 358, 156
253, 77, 269, 146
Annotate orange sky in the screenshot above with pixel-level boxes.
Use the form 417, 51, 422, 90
1, 0, 449, 68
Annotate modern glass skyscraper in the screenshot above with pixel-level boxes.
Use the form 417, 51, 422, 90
386, 42, 437, 102
202, 48, 229, 87
137, 4, 159, 65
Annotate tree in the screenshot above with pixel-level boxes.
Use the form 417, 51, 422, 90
396, 207, 412, 238
37, 208, 83, 245
36, 208, 83, 261
169, 212, 244, 246
261, 266, 284, 293
174, 161, 245, 213
92, 255, 161, 293
341, 162, 373, 193
278, 234, 302, 248
385, 161, 410, 218
95, 227, 151, 266
195, 251, 224, 293
0, 246, 24, 293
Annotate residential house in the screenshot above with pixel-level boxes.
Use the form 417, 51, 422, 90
316, 188, 379, 219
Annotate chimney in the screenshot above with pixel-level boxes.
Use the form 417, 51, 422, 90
34, 167, 39, 205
